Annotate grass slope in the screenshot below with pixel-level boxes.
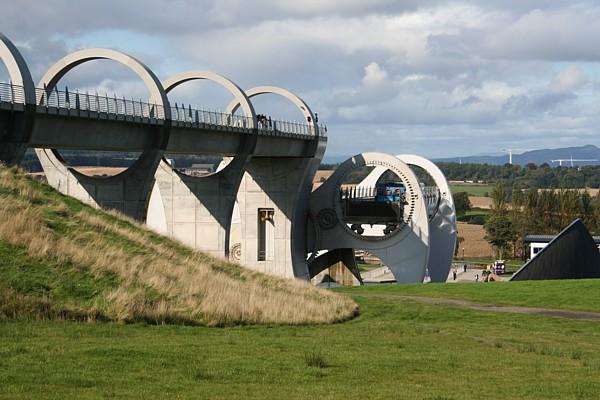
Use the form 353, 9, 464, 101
0, 165, 357, 325
1, 291, 599, 399
338, 280, 600, 313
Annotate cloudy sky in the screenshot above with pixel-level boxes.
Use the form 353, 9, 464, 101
2, 1, 600, 161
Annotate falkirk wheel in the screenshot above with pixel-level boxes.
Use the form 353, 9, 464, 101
0, 32, 455, 285
308, 152, 431, 283
357, 154, 457, 283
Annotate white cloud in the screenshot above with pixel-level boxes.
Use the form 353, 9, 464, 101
1, 1, 600, 158
362, 62, 388, 86
555, 65, 588, 93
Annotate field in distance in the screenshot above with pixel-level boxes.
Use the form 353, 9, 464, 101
450, 183, 495, 197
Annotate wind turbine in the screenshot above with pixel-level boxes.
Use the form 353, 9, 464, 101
502, 148, 520, 165
550, 158, 598, 167
501, 149, 512, 164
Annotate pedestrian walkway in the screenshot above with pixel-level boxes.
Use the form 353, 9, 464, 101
447, 266, 510, 283
352, 293, 600, 321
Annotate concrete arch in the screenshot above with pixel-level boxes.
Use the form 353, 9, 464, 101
164, 71, 256, 127
309, 152, 430, 283
225, 85, 318, 136
37, 48, 170, 117
0, 32, 35, 165
358, 154, 457, 282
33, 48, 170, 220
0, 33, 35, 104
146, 71, 258, 258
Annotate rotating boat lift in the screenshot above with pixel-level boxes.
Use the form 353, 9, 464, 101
1, 32, 456, 285
307, 153, 456, 284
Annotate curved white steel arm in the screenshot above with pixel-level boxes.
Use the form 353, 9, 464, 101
358, 154, 457, 282
309, 152, 430, 283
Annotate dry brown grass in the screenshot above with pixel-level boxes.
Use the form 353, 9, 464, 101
0, 166, 358, 326
469, 196, 492, 209
457, 222, 494, 258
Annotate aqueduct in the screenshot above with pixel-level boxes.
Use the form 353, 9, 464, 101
0, 33, 456, 284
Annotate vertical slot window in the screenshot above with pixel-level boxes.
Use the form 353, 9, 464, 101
258, 208, 274, 261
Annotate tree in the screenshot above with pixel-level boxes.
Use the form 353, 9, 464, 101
453, 192, 471, 216
558, 189, 581, 228
593, 195, 600, 235
579, 191, 595, 232
484, 215, 515, 259
485, 182, 515, 258
490, 183, 508, 216
509, 188, 525, 258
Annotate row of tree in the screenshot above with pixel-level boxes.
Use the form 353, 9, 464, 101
438, 162, 600, 189
481, 183, 600, 258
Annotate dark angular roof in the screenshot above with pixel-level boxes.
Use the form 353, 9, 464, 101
524, 234, 600, 244
512, 219, 600, 281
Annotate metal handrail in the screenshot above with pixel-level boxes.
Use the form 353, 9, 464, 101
0, 81, 327, 137
0, 81, 25, 104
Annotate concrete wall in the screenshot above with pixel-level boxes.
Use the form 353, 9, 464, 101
236, 157, 312, 278
147, 159, 243, 257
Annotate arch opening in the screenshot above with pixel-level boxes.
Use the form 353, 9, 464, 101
0, 32, 36, 166
226, 85, 320, 137
338, 163, 410, 239
379, 164, 441, 221
0, 63, 9, 83
160, 72, 256, 177
42, 59, 152, 176
35, 50, 170, 179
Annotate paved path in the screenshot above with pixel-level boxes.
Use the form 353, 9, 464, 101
447, 267, 511, 283
353, 293, 600, 321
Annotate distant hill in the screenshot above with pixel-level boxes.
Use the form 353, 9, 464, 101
435, 144, 600, 166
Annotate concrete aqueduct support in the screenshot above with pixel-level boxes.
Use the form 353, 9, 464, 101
33, 49, 171, 221
0, 33, 36, 165
226, 86, 325, 279
146, 71, 257, 257
358, 154, 457, 282
308, 153, 430, 283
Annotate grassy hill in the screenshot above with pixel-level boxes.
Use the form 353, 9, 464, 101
0, 165, 357, 326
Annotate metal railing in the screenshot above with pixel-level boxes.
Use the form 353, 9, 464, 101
35, 85, 166, 120
0, 81, 26, 104
340, 185, 440, 202
170, 104, 251, 128
0, 81, 327, 137
340, 186, 377, 200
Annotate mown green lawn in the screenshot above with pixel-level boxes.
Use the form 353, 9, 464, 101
463, 208, 489, 217
2, 284, 600, 399
338, 279, 600, 313
450, 184, 494, 197
456, 208, 489, 224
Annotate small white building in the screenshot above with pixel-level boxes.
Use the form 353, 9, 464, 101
524, 234, 600, 260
